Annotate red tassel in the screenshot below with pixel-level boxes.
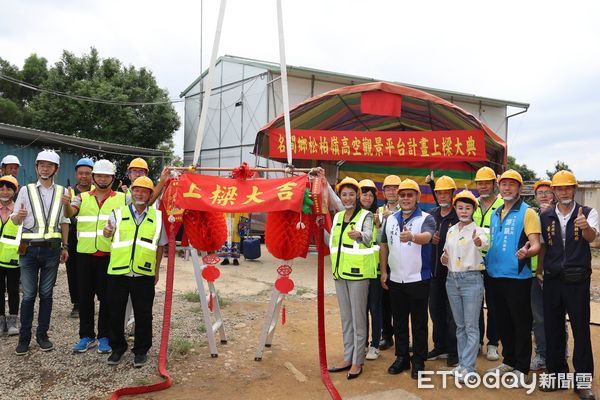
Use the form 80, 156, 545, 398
209, 293, 213, 312
281, 304, 286, 326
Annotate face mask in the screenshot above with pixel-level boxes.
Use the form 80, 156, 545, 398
39, 174, 51, 180
479, 193, 490, 199
459, 217, 472, 223
344, 203, 355, 210
134, 201, 147, 206
439, 203, 450, 208
402, 208, 414, 215
0, 197, 10, 202
560, 199, 573, 205
96, 183, 111, 189
502, 196, 514, 202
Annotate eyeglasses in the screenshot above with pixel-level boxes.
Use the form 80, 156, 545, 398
398, 193, 415, 199
536, 191, 552, 196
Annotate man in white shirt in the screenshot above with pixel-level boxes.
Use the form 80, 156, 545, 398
11, 150, 69, 355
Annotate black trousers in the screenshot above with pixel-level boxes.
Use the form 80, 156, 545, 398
491, 277, 532, 374
389, 279, 430, 367
108, 275, 155, 355
429, 274, 457, 355
0, 267, 20, 315
65, 232, 79, 306
544, 277, 594, 381
77, 254, 110, 339
381, 284, 394, 340
479, 271, 499, 346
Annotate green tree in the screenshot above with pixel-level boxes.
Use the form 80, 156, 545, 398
0, 48, 180, 153
507, 155, 538, 181
545, 160, 571, 180
0, 57, 23, 104
0, 98, 22, 124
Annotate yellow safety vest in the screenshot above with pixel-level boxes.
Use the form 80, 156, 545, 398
21, 183, 64, 241
108, 205, 162, 276
76, 191, 126, 253
0, 217, 22, 268
329, 208, 377, 280
473, 196, 504, 256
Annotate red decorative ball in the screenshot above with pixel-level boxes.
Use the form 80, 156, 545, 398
202, 265, 221, 282
275, 276, 294, 294
183, 210, 227, 252
265, 210, 311, 260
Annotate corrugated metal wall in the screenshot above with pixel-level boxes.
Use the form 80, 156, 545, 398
0, 142, 82, 187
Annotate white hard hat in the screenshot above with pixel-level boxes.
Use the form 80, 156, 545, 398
92, 159, 115, 175
36, 150, 60, 166
1, 155, 21, 166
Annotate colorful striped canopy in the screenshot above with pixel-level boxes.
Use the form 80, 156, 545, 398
253, 82, 506, 209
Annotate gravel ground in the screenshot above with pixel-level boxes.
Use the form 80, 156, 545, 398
0, 265, 219, 400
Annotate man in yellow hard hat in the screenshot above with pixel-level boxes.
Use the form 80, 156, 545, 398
379, 179, 435, 379
122, 158, 170, 206
529, 179, 554, 373
473, 166, 503, 362
377, 175, 402, 352
427, 176, 459, 367
538, 171, 598, 399
103, 176, 167, 368
485, 169, 541, 383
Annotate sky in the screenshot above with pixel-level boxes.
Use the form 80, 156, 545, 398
2, 0, 600, 179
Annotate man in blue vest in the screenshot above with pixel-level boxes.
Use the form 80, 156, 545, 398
485, 169, 541, 384
538, 171, 598, 400
11, 150, 70, 355
380, 179, 435, 379
65, 157, 94, 318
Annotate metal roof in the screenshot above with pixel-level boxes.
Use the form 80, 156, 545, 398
180, 55, 530, 110
0, 123, 165, 158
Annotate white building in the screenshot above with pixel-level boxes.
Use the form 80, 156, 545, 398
180, 55, 529, 170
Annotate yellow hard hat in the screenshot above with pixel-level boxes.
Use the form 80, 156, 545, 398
336, 176, 360, 193
358, 179, 377, 190
434, 175, 457, 191
534, 180, 552, 191
131, 176, 155, 191
453, 190, 478, 210
551, 170, 577, 187
498, 169, 524, 185
382, 175, 402, 188
128, 157, 149, 171
475, 166, 497, 182
0, 175, 18, 192
397, 179, 421, 194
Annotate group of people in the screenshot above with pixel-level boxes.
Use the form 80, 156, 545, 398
326, 166, 597, 400
0, 152, 168, 368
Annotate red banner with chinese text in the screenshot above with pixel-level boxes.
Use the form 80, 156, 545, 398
269, 128, 486, 162
175, 173, 307, 213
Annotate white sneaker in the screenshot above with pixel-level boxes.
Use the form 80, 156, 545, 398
486, 363, 514, 376
529, 354, 546, 371
486, 345, 500, 361
451, 365, 465, 377
365, 346, 380, 360
507, 371, 530, 387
